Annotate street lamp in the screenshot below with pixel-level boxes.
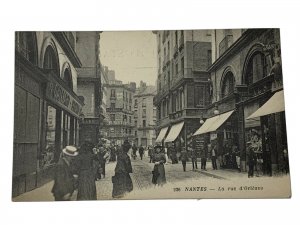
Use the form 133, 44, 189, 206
199, 113, 205, 124
213, 104, 220, 115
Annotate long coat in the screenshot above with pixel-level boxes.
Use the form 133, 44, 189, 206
51, 157, 76, 201
152, 152, 166, 185
180, 151, 188, 162
75, 152, 97, 200
112, 151, 133, 198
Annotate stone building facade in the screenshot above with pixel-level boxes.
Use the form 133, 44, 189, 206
105, 73, 136, 146
153, 30, 212, 150
133, 81, 157, 147
13, 32, 84, 197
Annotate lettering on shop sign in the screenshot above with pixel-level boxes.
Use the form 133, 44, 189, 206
46, 81, 82, 116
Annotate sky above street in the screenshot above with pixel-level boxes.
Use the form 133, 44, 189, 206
100, 31, 157, 86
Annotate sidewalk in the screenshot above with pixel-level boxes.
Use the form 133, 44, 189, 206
167, 159, 248, 180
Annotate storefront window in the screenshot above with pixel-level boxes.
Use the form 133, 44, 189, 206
63, 112, 70, 148
42, 106, 56, 168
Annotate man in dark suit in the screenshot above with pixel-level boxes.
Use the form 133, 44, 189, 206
51, 146, 78, 201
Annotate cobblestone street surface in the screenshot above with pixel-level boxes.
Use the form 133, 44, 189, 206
13, 156, 252, 201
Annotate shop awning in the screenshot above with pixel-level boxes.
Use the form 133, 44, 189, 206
193, 110, 235, 136
164, 122, 184, 143
155, 127, 169, 143
246, 90, 285, 120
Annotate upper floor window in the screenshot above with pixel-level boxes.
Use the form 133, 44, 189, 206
17, 32, 37, 65
134, 99, 138, 108
245, 52, 267, 85
142, 98, 146, 107
111, 89, 116, 97
63, 66, 73, 90
110, 114, 115, 121
221, 72, 235, 98
195, 85, 205, 107
43, 46, 59, 76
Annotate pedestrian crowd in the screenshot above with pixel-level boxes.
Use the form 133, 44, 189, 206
51, 135, 290, 201
51, 138, 169, 201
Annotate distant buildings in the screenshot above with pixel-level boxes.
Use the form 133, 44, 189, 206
104, 71, 136, 145
133, 81, 157, 147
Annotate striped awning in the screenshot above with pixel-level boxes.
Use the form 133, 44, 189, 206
247, 90, 285, 119
155, 127, 169, 143
193, 110, 235, 136
164, 122, 184, 143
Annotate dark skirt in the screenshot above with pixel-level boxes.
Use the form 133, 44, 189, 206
112, 172, 133, 198
77, 169, 97, 200
153, 164, 166, 186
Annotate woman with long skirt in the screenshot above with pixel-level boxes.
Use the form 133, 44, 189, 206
75, 142, 97, 200
152, 145, 166, 186
112, 139, 133, 198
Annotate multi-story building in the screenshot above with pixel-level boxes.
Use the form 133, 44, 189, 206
13, 32, 84, 197
193, 29, 286, 174
105, 72, 136, 146
76, 31, 102, 145
133, 81, 157, 147
153, 30, 212, 150
99, 65, 110, 139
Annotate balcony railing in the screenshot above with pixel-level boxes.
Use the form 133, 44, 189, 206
108, 121, 134, 126
219, 35, 233, 56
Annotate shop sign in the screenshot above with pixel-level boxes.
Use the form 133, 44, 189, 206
46, 78, 83, 117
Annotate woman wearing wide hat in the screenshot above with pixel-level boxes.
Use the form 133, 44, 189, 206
112, 139, 133, 198
51, 146, 78, 201
152, 145, 166, 186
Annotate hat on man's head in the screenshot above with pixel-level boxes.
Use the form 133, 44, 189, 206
62, 146, 78, 156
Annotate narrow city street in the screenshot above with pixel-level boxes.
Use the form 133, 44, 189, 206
13, 155, 217, 201
97, 155, 214, 200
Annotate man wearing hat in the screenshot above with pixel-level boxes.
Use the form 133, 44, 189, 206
51, 146, 78, 201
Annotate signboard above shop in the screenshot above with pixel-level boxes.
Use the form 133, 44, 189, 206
46, 75, 84, 117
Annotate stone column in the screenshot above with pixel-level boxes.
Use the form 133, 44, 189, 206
237, 104, 246, 172
268, 114, 278, 175
275, 113, 284, 173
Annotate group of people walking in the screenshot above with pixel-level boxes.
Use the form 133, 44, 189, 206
51, 139, 169, 201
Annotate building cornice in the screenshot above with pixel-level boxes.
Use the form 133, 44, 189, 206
52, 32, 82, 68
208, 29, 268, 72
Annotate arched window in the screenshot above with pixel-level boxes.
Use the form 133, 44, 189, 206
43, 46, 59, 76
245, 52, 266, 85
221, 72, 235, 99
63, 67, 73, 90
18, 32, 37, 65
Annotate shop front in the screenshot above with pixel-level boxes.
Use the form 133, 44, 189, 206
37, 71, 83, 187
193, 110, 240, 169
246, 89, 287, 175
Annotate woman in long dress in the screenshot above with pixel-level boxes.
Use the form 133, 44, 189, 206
112, 140, 133, 198
152, 145, 166, 186
75, 142, 97, 200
